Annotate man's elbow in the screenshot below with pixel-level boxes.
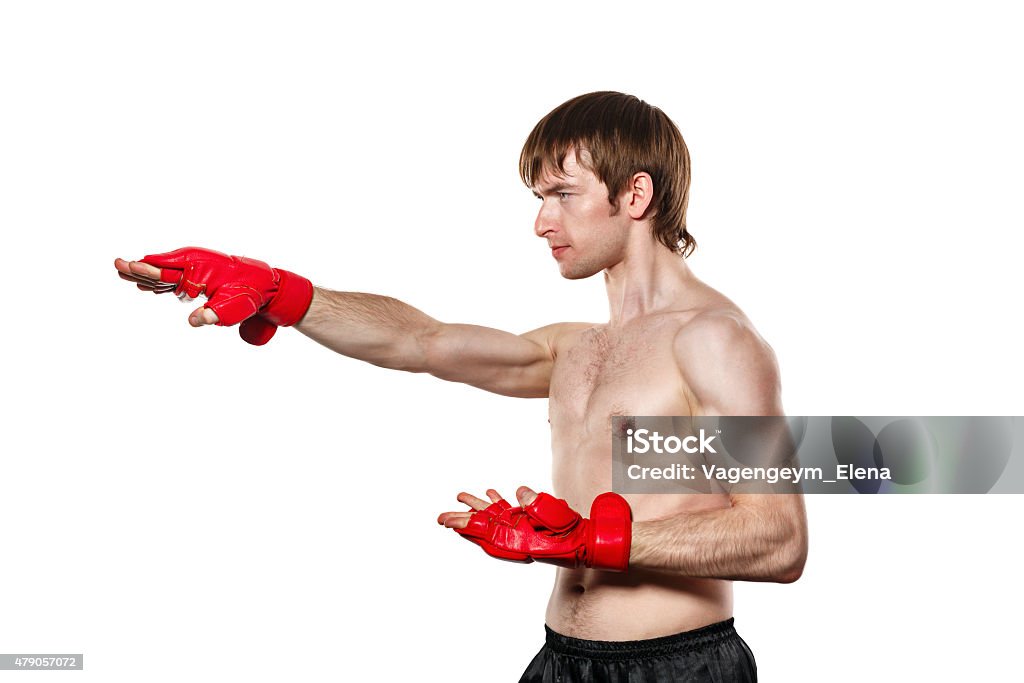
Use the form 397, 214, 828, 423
771, 524, 808, 584
392, 323, 444, 374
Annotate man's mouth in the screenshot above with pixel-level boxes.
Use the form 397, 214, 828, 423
551, 245, 569, 258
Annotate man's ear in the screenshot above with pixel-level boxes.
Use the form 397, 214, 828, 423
625, 172, 655, 220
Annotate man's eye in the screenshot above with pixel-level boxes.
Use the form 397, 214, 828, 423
558, 192, 570, 200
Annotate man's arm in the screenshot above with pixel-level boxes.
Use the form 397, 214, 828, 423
115, 254, 567, 398
296, 287, 569, 398
629, 312, 808, 583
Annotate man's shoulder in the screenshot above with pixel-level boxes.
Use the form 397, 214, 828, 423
655, 278, 762, 344
672, 305, 766, 351
670, 304, 781, 415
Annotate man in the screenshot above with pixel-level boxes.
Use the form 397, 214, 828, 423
115, 91, 806, 682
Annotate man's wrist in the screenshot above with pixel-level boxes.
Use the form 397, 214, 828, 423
586, 492, 633, 572
262, 268, 314, 327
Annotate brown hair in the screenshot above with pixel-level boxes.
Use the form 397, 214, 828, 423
520, 91, 695, 257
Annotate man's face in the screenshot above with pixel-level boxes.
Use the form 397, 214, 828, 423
532, 152, 631, 280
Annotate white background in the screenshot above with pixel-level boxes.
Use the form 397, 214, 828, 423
2, 1, 1022, 680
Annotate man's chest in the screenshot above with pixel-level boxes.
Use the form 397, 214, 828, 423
548, 324, 694, 431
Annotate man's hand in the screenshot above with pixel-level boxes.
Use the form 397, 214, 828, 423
114, 247, 313, 345
437, 486, 632, 572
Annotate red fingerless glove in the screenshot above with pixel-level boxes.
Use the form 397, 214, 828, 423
456, 492, 632, 572
141, 247, 314, 346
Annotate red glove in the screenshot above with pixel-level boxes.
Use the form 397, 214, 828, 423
140, 247, 314, 346
456, 492, 632, 572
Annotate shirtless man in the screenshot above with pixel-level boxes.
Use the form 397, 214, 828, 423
115, 91, 806, 682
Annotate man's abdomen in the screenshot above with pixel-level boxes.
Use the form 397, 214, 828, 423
545, 567, 733, 641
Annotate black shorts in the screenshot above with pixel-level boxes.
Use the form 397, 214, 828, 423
519, 618, 757, 683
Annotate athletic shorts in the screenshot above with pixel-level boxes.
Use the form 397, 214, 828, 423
519, 617, 757, 682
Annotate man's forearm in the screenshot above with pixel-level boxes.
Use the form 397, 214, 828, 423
295, 287, 440, 371
294, 287, 554, 397
629, 495, 807, 583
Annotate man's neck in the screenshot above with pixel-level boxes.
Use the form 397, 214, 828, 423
603, 239, 696, 326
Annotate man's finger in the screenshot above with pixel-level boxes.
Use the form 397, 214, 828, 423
116, 263, 164, 286
116, 258, 166, 282
456, 492, 494, 511
437, 512, 472, 529
205, 286, 261, 326
120, 271, 171, 290
137, 283, 176, 293
188, 306, 220, 327
119, 270, 158, 285
114, 257, 140, 276
131, 258, 183, 285
516, 486, 538, 506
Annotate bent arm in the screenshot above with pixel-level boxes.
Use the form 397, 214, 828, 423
630, 493, 807, 582
628, 313, 808, 582
296, 287, 561, 398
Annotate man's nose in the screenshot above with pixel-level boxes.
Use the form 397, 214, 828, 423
534, 202, 557, 238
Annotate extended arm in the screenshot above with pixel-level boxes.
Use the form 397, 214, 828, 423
297, 287, 564, 398
115, 249, 566, 398
629, 313, 807, 582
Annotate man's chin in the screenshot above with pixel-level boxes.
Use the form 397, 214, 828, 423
558, 264, 600, 281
